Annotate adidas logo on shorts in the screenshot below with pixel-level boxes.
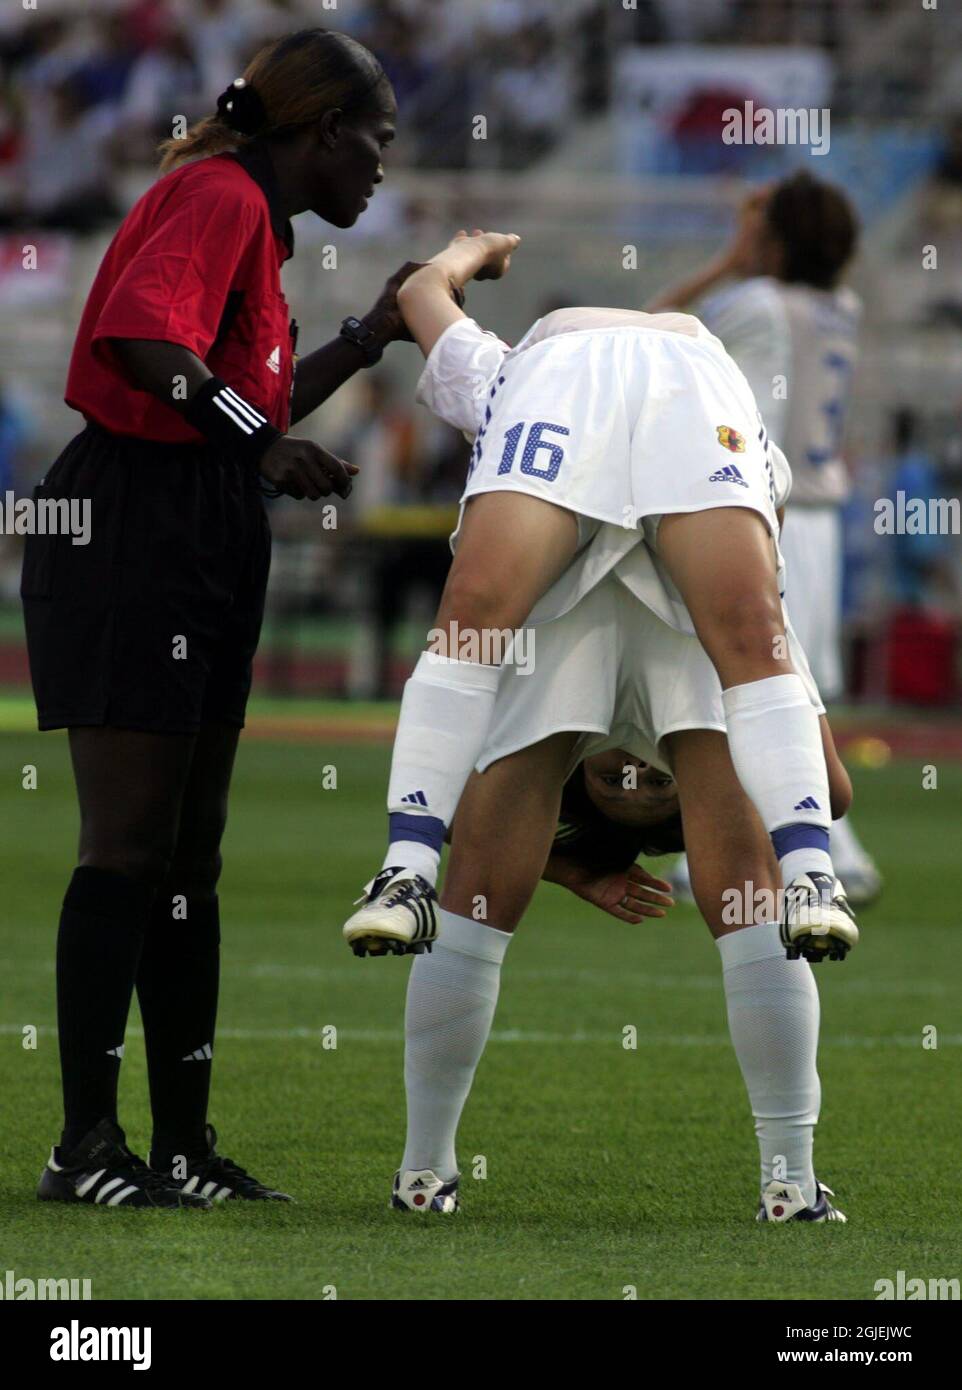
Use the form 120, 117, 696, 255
708, 464, 749, 487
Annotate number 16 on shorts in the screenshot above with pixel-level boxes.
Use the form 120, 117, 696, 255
497, 421, 570, 482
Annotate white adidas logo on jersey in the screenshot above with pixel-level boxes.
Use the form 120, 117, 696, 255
266, 345, 281, 374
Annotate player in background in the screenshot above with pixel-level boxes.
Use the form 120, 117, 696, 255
342, 231, 859, 965
648, 172, 881, 904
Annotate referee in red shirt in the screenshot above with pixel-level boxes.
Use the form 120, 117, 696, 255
22, 29, 416, 1209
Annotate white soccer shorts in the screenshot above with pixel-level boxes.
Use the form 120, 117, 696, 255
479, 572, 824, 779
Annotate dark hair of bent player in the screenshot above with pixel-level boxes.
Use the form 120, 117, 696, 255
765, 171, 859, 291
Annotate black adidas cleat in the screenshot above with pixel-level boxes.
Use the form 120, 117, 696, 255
757, 1178, 847, 1223
151, 1125, 293, 1202
343, 867, 439, 957
780, 872, 859, 962
37, 1118, 212, 1209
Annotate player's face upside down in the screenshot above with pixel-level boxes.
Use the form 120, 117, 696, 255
443, 727, 777, 936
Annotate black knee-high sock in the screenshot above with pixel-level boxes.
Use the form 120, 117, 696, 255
57, 867, 156, 1153
136, 892, 220, 1164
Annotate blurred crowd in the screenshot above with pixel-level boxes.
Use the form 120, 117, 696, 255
0, 0, 928, 229
0, 0, 597, 227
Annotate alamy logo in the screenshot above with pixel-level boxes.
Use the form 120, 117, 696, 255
874, 1270, 960, 1300
1, 1269, 91, 1301
1, 491, 90, 545
708, 465, 749, 488
49, 1320, 151, 1369
793, 796, 821, 811
722, 101, 830, 157
874, 492, 960, 536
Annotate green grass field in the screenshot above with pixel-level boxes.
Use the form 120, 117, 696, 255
1, 719, 960, 1301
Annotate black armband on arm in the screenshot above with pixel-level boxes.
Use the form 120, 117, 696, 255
183, 377, 282, 464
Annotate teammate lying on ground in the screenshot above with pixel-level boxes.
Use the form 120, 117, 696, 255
342, 230, 859, 964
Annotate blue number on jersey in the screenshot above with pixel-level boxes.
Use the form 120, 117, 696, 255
497, 421, 569, 481
807, 351, 853, 468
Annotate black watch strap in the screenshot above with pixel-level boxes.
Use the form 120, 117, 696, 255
340, 315, 383, 365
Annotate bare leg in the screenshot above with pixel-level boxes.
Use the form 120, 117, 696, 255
657, 508, 788, 688
656, 508, 848, 949
433, 492, 580, 652
442, 731, 579, 930
664, 727, 778, 935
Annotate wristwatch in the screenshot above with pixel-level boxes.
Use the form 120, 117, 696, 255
340, 315, 383, 365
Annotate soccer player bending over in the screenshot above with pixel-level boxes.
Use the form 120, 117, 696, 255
342, 231, 859, 966
389, 565, 855, 1223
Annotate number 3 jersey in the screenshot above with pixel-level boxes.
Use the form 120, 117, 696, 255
699, 277, 861, 506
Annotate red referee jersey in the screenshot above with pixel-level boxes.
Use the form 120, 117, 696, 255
66, 143, 298, 442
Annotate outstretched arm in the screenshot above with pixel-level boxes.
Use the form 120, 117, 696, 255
397, 230, 520, 358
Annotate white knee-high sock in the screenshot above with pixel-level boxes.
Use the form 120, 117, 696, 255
384, 653, 502, 884
401, 909, 511, 1179
722, 674, 834, 884
717, 921, 820, 1206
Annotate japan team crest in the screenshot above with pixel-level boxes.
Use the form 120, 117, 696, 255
716, 425, 746, 453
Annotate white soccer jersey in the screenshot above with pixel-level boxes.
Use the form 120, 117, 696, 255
699, 277, 861, 505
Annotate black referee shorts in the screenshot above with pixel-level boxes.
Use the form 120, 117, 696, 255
21, 422, 271, 735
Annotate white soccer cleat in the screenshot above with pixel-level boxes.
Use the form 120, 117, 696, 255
342, 866, 439, 957
780, 872, 859, 962
391, 1168, 460, 1213
757, 1178, 847, 1224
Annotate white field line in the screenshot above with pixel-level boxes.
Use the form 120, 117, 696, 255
1, 1023, 959, 1048
1, 959, 957, 998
